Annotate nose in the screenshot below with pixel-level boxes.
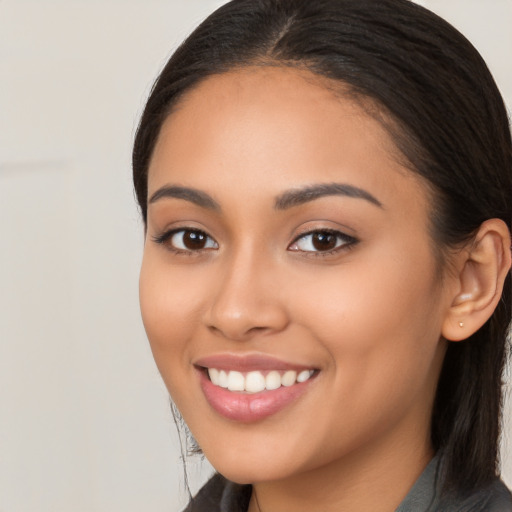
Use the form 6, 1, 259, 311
203, 251, 289, 342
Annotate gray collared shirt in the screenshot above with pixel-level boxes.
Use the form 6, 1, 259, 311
186, 456, 512, 511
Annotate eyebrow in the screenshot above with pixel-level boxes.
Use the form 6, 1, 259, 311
274, 183, 383, 210
148, 185, 220, 211
148, 182, 382, 212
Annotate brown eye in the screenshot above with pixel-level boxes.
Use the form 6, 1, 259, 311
158, 229, 218, 252
288, 229, 356, 254
182, 231, 209, 250
311, 232, 337, 251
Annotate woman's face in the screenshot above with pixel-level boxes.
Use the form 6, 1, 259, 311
140, 67, 454, 484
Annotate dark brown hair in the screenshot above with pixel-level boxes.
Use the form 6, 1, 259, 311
133, 0, 512, 495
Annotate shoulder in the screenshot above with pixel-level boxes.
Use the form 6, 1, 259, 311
437, 479, 512, 512
183, 473, 251, 512
182, 473, 226, 512
475, 479, 512, 512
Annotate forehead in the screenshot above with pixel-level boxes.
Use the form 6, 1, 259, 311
148, 66, 428, 214
159, 66, 391, 154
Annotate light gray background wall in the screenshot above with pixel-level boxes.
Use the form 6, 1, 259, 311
0, 1, 510, 511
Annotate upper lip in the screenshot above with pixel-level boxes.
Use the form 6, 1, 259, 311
194, 353, 317, 372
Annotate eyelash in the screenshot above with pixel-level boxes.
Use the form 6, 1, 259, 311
288, 229, 358, 257
152, 227, 358, 257
152, 228, 218, 256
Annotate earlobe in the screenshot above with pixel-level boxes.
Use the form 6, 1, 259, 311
442, 219, 511, 342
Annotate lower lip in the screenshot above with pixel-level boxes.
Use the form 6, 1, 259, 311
198, 370, 316, 423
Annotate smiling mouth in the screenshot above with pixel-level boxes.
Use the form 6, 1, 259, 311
196, 360, 320, 422
206, 368, 316, 393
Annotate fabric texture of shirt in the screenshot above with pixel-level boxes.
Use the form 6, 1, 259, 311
184, 456, 512, 512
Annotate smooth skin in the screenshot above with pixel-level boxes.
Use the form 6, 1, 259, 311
139, 67, 511, 512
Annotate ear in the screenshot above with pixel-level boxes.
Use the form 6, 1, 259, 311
442, 219, 511, 342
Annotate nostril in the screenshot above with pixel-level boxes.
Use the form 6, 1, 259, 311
248, 326, 268, 333
207, 323, 270, 341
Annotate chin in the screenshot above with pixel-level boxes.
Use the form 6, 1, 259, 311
199, 435, 316, 485
211, 459, 289, 485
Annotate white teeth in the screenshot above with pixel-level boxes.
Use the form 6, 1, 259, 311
281, 370, 297, 387
207, 368, 315, 393
227, 371, 245, 391
265, 371, 281, 391
245, 371, 266, 393
208, 368, 220, 385
218, 370, 229, 388
297, 370, 313, 383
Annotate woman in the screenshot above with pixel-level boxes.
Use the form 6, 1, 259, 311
132, 0, 512, 510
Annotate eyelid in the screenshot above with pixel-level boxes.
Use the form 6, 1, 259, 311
151, 225, 357, 256
288, 228, 358, 254
151, 227, 218, 253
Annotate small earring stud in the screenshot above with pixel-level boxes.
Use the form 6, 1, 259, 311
459, 322, 464, 328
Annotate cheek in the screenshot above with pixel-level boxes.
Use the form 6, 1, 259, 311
138, 253, 201, 379
288, 241, 444, 397
284, 258, 443, 460
139, 261, 210, 428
